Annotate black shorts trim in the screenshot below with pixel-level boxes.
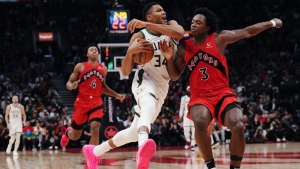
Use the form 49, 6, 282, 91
71, 120, 84, 130
87, 105, 103, 117
220, 102, 241, 125
215, 94, 236, 121
89, 118, 102, 123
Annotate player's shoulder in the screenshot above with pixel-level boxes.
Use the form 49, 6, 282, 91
132, 31, 144, 40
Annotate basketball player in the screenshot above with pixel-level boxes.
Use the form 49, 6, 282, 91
5, 95, 26, 156
82, 2, 184, 169
179, 86, 196, 150
160, 7, 282, 169
60, 44, 125, 153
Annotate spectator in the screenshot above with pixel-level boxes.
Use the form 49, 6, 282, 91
22, 121, 34, 151
33, 122, 45, 150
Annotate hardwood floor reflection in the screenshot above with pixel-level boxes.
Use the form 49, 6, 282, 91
1, 142, 300, 169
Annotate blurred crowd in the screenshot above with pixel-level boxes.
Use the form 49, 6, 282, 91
1, 0, 300, 151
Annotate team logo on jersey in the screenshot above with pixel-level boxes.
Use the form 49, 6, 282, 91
186, 49, 227, 78
206, 42, 213, 48
98, 66, 102, 70
81, 69, 104, 82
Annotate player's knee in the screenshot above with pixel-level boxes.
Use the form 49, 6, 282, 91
90, 124, 100, 135
229, 119, 244, 134
193, 118, 209, 132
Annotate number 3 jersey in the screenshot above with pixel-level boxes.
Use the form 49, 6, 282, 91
77, 62, 105, 101
184, 33, 230, 96
138, 28, 178, 84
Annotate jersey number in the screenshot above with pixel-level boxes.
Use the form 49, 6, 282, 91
199, 68, 209, 80
90, 80, 96, 89
154, 55, 167, 67
13, 113, 19, 118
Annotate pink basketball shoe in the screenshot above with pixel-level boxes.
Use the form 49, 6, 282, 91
136, 139, 156, 169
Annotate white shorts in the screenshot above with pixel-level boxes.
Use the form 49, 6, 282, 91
132, 70, 169, 123
9, 125, 22, 136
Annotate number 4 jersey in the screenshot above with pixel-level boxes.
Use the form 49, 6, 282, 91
77, 62, 105, 101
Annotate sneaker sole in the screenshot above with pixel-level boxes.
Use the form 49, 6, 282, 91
137, 139, 156, 169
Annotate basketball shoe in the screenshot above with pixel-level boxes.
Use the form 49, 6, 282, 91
60, 127, 72, 148
136, 139, 156, 169
83, 145, 103, 169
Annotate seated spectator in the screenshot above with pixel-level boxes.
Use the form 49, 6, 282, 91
0, 124, 10, 151
270, 117, 286, 142
123, 115, 133, 128
22, 121, 35, 150
55, 120, 66, 139
44, 126, 59, 150
33, 122, 45, 150
253, 126, 268, 143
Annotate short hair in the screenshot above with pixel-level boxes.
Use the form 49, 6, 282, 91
193, 7, 219, 34
12, 94, 18, 98
84, 43, 99, 56
142, 2, 159, 21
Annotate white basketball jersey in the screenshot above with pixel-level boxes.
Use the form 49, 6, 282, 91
9, 104, 22, 125
139, 28, 177, 83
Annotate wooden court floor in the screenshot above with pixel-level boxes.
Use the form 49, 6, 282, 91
1, 142, 300, 169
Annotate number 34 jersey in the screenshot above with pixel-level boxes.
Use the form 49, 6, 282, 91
77, 62, 105, 100
139, 28, 178, 84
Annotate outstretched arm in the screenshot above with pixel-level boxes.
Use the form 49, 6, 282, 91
216, 18, 283, 54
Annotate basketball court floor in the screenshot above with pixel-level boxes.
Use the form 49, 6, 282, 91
1, 142, 299, 169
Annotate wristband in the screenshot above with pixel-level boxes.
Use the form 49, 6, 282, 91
270, 20, 276, 27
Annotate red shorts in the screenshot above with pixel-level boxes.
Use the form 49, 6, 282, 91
71, 95, 104, 130
187, 87, 240, 126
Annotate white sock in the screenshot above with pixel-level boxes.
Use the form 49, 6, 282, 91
93, 141, 112, 157
138, 132, 148, 146
14, 133, 21, 151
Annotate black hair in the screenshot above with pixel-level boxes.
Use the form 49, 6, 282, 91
193, 7, 219, 34
83, 43, 99, 56
142, 2, 159, 21
12, 94, 19, 99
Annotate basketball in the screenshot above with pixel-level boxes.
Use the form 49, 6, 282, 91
132, 50, 154, 65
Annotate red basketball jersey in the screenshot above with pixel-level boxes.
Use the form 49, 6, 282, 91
184, 33, 229, 96
78, 62, 105, 97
